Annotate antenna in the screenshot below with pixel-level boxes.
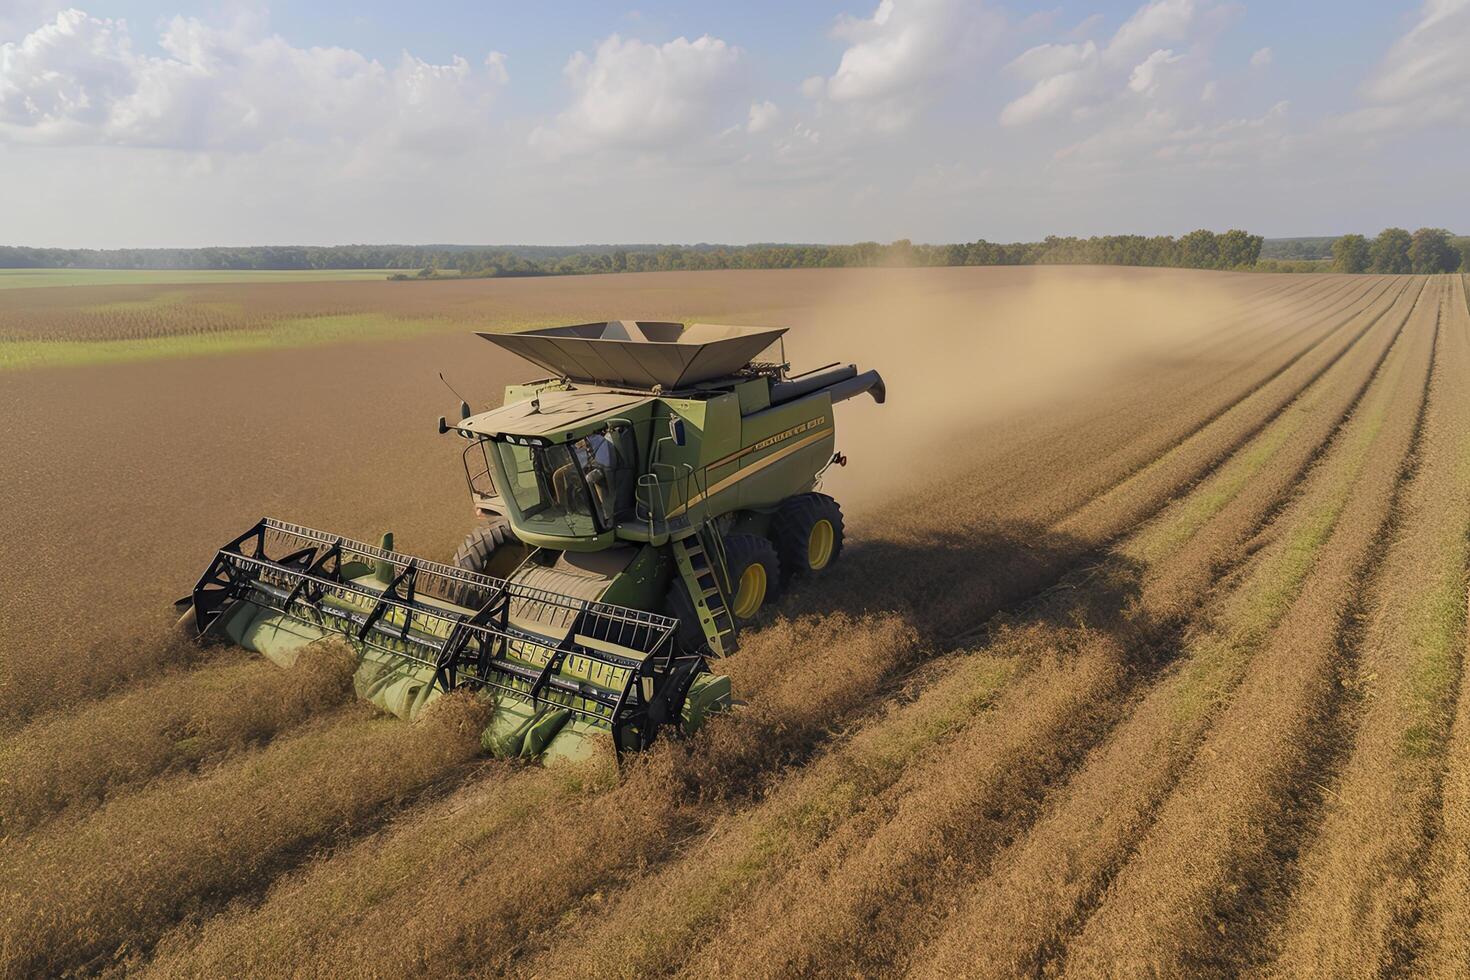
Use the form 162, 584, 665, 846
438, 372, 470, 406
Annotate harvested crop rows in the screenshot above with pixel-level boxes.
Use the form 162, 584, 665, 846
1, 267, 1466, 977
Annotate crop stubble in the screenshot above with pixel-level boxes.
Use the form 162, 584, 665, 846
0, 269, 1454, 977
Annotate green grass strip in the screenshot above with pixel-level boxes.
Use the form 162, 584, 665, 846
0, 269, 399, 290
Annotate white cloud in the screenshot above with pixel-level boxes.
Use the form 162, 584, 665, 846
812, 0, 1003, 131
1000, 70, 1092, 126
1363, 0, 1469, 103
1249, 46, 1273, 69
1006, 41, 1098, 83
1000, 0, 1202, 126
996, 1, 1291, 177
746, 100, 781, 134
1107, 0, 1195, 64
0, 10, 507, 150
1330, 0, 1470, 134
1129, 48, 1182, 94
530, 33, 742, 155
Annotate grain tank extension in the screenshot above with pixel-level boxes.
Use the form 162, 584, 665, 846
180, 320, 885, 764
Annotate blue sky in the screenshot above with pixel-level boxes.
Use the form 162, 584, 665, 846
0, 1, 1464, 247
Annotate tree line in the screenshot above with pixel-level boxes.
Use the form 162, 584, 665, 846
5, 228, 1462, 278
1329, 228, 1468, 274
0, 230, 1265, 278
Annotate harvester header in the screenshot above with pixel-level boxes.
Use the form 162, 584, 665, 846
182, 318, 885, 765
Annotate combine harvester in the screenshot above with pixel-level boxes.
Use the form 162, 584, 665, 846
181, 321, 884, 763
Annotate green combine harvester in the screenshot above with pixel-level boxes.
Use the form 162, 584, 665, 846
180, 320, 885, 763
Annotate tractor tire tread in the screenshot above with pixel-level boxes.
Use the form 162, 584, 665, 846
722, 532, 782, 616
771, 492, 844, 580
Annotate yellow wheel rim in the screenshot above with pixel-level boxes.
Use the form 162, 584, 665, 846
808, 519, 835, 571
732, 562, 767, 619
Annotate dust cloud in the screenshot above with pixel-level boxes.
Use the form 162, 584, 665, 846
779, 267, 1256, 514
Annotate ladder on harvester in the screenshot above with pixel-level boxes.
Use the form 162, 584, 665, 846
671, 525, 739, 657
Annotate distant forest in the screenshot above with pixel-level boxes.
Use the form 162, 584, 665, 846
2, 228, 1465, 277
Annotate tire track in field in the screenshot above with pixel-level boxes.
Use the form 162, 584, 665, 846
1052, 278, 1441, 978
619, 279, 1418, 980
144, 279, 1401, 977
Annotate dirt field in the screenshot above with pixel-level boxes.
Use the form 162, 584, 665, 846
1, 267, 1467, 977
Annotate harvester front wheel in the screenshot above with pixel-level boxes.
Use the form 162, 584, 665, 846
723, 533, 781, 621
772, 493, 844, 581
453, 518, 528, 580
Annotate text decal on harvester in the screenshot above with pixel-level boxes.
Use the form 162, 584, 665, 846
750, 416, 826, 455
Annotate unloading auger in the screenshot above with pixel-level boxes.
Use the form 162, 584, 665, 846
180, 320, 885, 764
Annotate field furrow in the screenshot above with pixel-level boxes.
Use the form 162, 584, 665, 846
1054, 278, 1443, 977
902, 275, 1432, 979
1409, 275, 1470, 978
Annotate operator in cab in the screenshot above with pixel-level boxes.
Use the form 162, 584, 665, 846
552, 431, 614, 512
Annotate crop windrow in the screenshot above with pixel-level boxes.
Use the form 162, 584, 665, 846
1040, 277, 1409, 557
0, 693, 491, 978
0, 625, 211, 737
1055, 278, 1441, 978
0, 643, 356, 836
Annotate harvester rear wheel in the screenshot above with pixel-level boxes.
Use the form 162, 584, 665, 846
723, 533, 781, 621
772, 493, 844, 581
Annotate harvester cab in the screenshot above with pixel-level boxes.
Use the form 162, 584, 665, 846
181, 319, 884, 765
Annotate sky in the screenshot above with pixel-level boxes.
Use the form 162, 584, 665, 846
0, 0, 1466, 248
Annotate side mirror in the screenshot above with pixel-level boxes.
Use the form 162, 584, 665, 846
669, 417, 687, 447
437, 415, 449, 435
